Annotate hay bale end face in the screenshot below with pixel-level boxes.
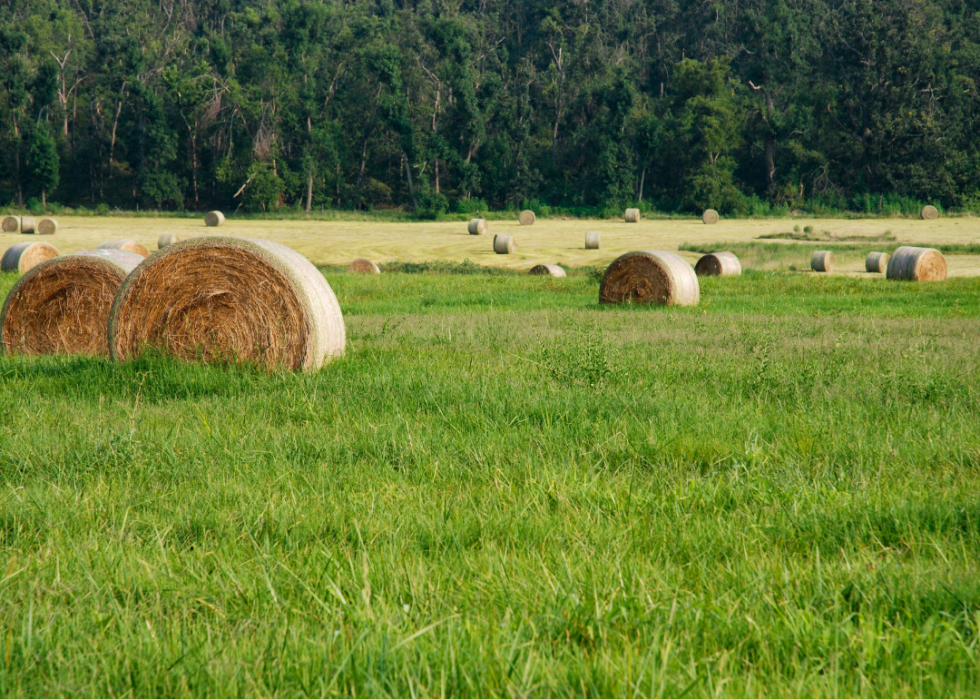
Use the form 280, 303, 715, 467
886, 246, 947, 282
37, 219, 58, 235
1, 249, 143, 357
158, 233, 180, 249
920, 205, 939, 220
19, 217, 36, 234
97, 240, 150, 257
348, 258, 381, 274
585, 231, 600, 250
2, 241, 60, 274
811, 250, 835, 273
519, 210, 536, 226
624, 208, 641, 223
599, 250, 699, 306
695, 251, 741, 276
108, 237, 346, 371
701, 209, 720, 225
467, 218, 489, 236
205, 211, 226, 227
529, 264, 566, 278
493, 234, 516, 254
865, 252, 890, 274
1, 216, 19, 233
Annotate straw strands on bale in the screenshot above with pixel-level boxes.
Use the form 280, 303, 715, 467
1, 216, 19, 233
920, 205, 939, 220
811, 251, 835, 273
865, 252, 890, 273
695, 251, 741, 276
585, 232, 600, 250
205, 211, 226, 227
529, 264, 566, 278
1, 241, 59, 274
624, 208, 641, 223
158, 233, 180, 249
108, 237, 346, 371
886, 246, 947, 282
519, 210, 536, 226
37, 219, 58, 235
1, 249, 143, 357
97, 240, 150, 257
493, 234, 516, 254
702, 209, 720, 225
468, 218, 488, 235
599, 250, 700, 306
348, 259, 381, 274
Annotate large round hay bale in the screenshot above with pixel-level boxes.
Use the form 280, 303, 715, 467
920, 205, 939, 220
886, 246, 947, 282
37, 218, 58, 235
624, 208, 641, 223
19, 216, 36, 234
493, 234, 516, 254
585, 231, 601, 250
468, 218, 488, 236
695, 251, 741, 277
865, 252, 890, 274
1, 249, 143, 357
205, 211, 226, 227
702, 209, 720, 225
811, 250, 834, 273
599, 250, 699, 306
2, 241, 60, 274
348, 258, 380, 274
108, 237, 346, 371
529, 264, 566, 278
97, 240, 150, 257
519, 210, 536, 226
158, 233, 180, 249
1, 216, 20, 233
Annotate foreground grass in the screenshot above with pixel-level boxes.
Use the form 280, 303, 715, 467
1, 271, 979, 696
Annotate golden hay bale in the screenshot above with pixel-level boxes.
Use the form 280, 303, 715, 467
493, 234, 516, 254
108, 237, 346, 371
1, 249, 143, 357
2, 241, 60, 274
599, 250, 699, 306
920, 205, 939, 220
19, 216, 36, 234
702, 209, 720, 225
97, 240, 150, 257
1, 216, 20, 233
811, 250, 835, 273
348, 258, 381, 274
468, 218, 489, 235
886, 246, 947, 282
624, 208, 641, 223
205, 211, 226, 227
585, 231, 600, 250
37, 218, 58, 235
865, 252, 890, 273
158, 233, 180, 249
529, 264, 566, 278
695, 251, 741, 277
519, 210, 536, 226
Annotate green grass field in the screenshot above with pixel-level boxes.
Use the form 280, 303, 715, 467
2, 268, 980, 696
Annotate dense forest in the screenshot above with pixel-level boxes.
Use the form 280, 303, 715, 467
2, 0, 979, 216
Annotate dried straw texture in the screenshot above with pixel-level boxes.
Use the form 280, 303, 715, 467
519, 210, 536, 226
19, 216, 35, 234
585, 231, 601, 250
158, 233, 180, 249
108, 237, 346, 371
920, 205, 939, 220
702, 209, 720, 225
1, 216, 19, 233
1, 249, 143, 357
2, 241, 60, 274
37, 218, 58, 235
467, 219, 488, 236
695, 251, 741, 277
811, 250, 835, 273
599, 250, 699, 306
886, 246, 947, 282
865, 252, 890, 273
493, 234, 516, 254
624, 208, 641, 223
348, 258, 381, 274
529, 264, 566, 278
98, 240, 150, 257
205, 211, 226, 227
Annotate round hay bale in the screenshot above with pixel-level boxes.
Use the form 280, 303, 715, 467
97, 240, 150, 257
585, 231, 601, 250
19, 216, 36, 234
695, 252, 741, 277
348, 258, 380, 274
529, 264, 566, 278
2, 241, 60, 274
1, 249, 143, 357
624, 208, 641, 223
468, 218, 489, 236
205, 211, 226, 227
37, 218, 58, 235
701, 209, 720, 225
493, 234, 516, 255
519, 210, 536, 226
599, 250, 699, 306
920, 205, 939, 220
158, 233, 180, 249
865, 252, 890, 274
811, 250, 835, 273
886, 246, 947, 282
1, 216, 20, 233
108, 237, 346, 371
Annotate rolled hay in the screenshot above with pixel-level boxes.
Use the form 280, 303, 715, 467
158, 233, 180, 249
519, 210, 536, 226
468, 218, 489, 236
625, 208, 641, 223
205, 211, 226, 227
493, 234, 516, 255
702, 209, 720, 225
886, 246, 947, 282
1, 249, 143, 357
348, 258, 381, 274
695, 251, 742, 277
108, 237, 346, 371
37, 218, 58, 235
865, 252, 890, 274
599, 250, 699, 306
529, 264, 566, 278
19, 216, 36, 234
2, 241, 60, 274
585, 231, 601, 250
811, 250, 835, 273
1, 216, 19, 233
97, 240, 150, 257
920, 205, 939, 220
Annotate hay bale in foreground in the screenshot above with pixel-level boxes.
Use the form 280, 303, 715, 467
865, 252, 890, 274
811, 250, 834, 273
97, 240, 150, 257
1, 216, 19, 233
2, 241, 59, 274
529, 264, 566, 278
695, 252, 741, 277
158, 233, 180, 249
886, 246, 947, 282
494, 234, 516, 254
702, 209, 720, 225
1, 249, 143, 357
108, 237, 346, 371
37, 218, 58, 235
624, 208, 641, 223
599, 250, 699, 306
920, 205, 939, 220
348, 259, 380, 274
585, 231, 600, 250
468, 218, 488, 235
19, 217, 35, 234
205, 211, 226, 227
519, 210, 536, 226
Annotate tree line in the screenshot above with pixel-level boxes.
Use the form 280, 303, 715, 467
2, 0, 979, 216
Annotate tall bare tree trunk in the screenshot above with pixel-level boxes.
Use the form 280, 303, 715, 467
402, 151, 417, 210
305, 116, 313, 212
12, 112, 23, 206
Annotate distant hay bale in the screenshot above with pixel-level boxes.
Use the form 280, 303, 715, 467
348, 258, 380, 274
920, 205, 939, 220
158, 233, 180, 249
585, 231, 600, 250
108, 237, 346, 371
886, 246, 947, 282
1, 216, 19, 233
811, 250, 834, 273
519, 210, 536, 226
493, 234, 516, 254
599, 250, 699, 306
37, 218, 58, 235
624, 208, 641, 223
702, 209, 720, 225
19, 217, 35, 234
695, 251, 741, 276
865, 252, 890, 273
1, 249, 143, 357
97, 240, 150, 257
468, 218, 488, 235
205, 211, 226, 227
2, 241, 59, 274
529, 264, 566, 278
